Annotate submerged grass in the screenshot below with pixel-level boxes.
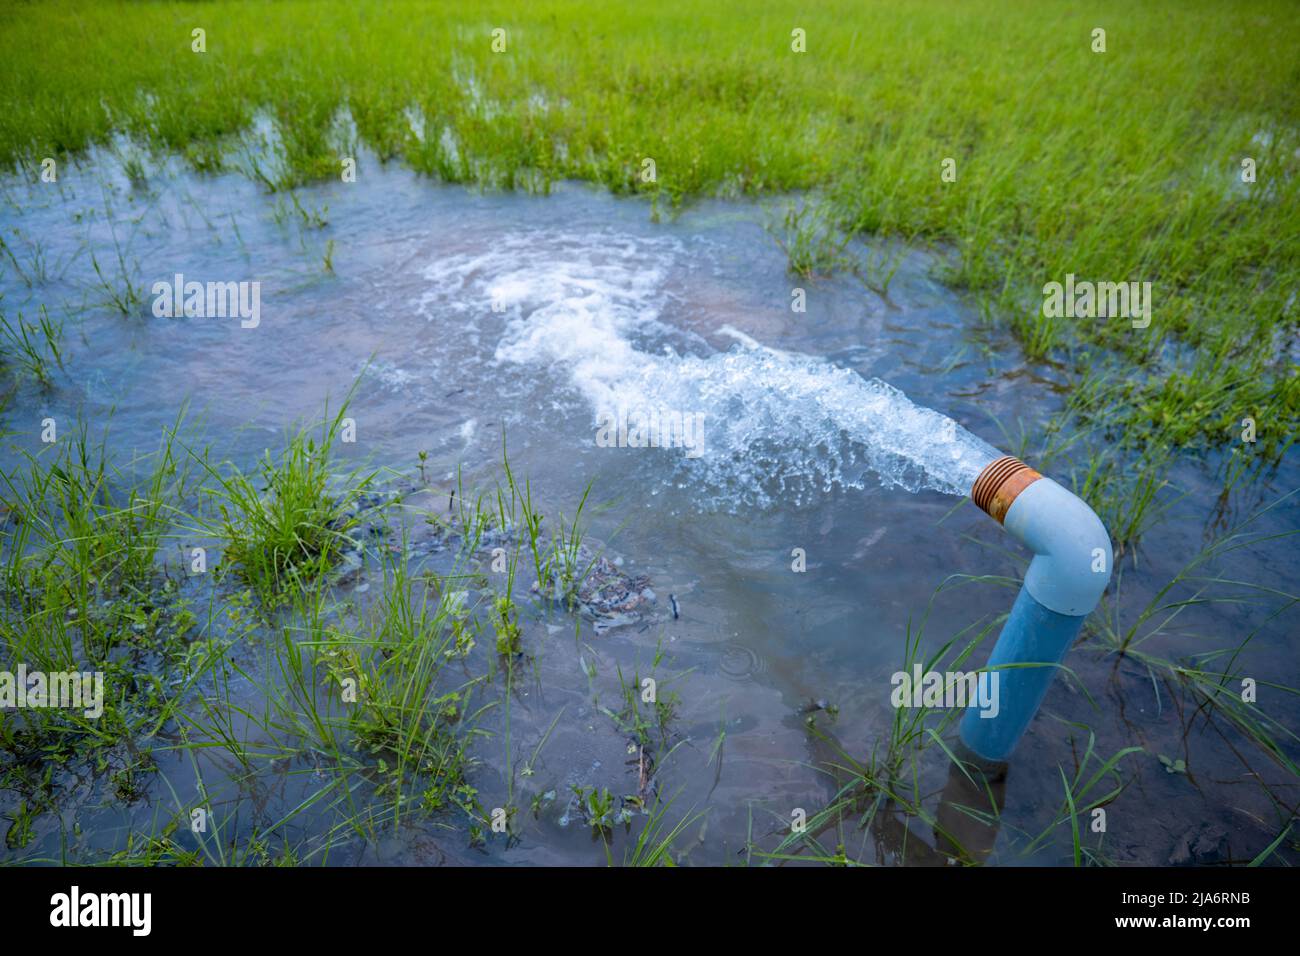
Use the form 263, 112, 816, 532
0, 417, 209, 852
0, 394, 706, 864
1086, 492, 1300, 790
0, 304, 63, 389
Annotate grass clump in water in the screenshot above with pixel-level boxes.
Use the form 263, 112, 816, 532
197, 401, 376, 604
0, 305, 63, 389
312, 550, 485, 824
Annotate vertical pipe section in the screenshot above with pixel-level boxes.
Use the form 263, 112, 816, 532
959, 457, 1111, 763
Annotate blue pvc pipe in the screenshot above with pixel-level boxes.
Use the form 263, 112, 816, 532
958, 586, 1085, 762
958, 469, 1110, 763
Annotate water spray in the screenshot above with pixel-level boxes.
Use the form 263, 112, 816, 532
960, 456, 1112, 764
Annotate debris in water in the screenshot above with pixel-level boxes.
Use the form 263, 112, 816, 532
529, 549, 656, 632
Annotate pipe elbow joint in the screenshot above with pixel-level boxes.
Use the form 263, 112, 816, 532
1008, 478, 1111, 616
972, 457, 1112, 617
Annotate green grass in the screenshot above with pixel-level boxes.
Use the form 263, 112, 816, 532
0, 0, 1295, 456
193, 397, 376, 604
0, 397, 694, 864
0, 418, 209, 852
303, 546, 487, 826
0, 304, 64, 389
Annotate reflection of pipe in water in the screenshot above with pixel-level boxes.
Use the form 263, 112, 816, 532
959, 456, 1112, 764
934, 758, 1006, 864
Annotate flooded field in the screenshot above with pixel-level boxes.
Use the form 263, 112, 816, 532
1, 147, 1296, 867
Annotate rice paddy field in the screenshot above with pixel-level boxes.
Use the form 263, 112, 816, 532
0, 0, 1297, 871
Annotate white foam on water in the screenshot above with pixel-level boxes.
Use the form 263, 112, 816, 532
419, 228, 1000, 509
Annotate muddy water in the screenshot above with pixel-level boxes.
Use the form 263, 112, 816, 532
1, 149, 1296, 866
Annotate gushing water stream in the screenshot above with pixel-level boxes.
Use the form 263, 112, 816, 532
421, 228, 1001, 510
